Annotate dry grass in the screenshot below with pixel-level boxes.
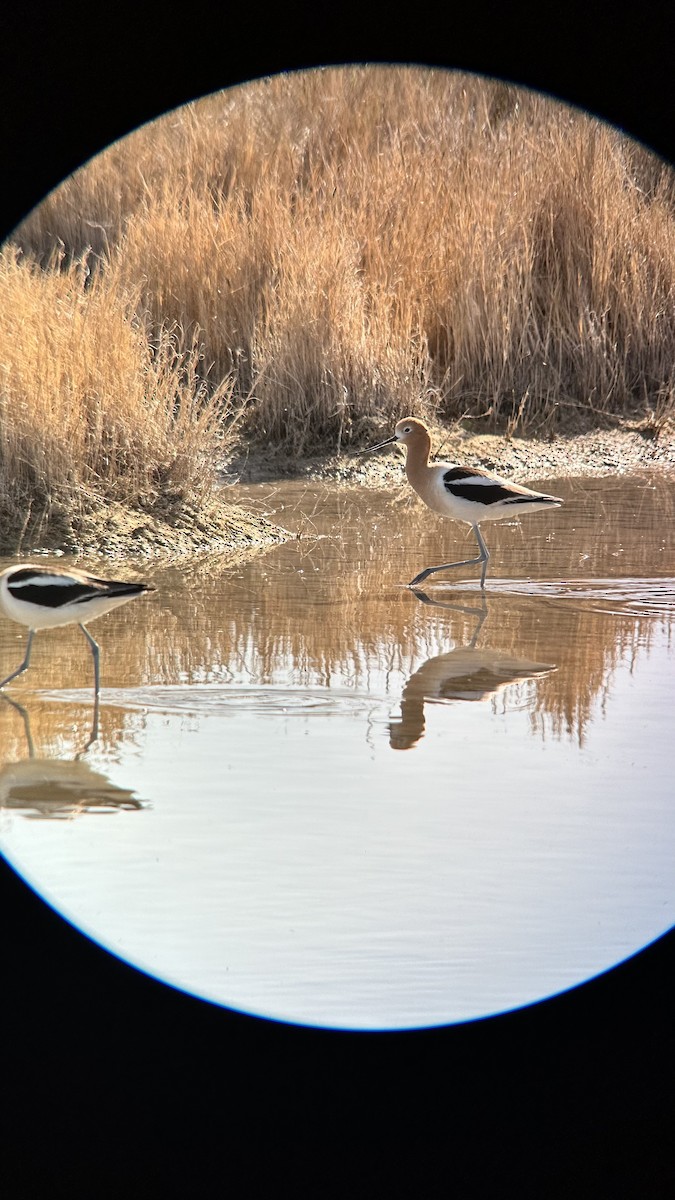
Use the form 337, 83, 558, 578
0, 245, 234, 549
6, 65, 675, 522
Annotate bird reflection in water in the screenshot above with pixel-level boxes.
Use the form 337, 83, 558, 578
389, 590, 556, 750
0, 695, 143, 819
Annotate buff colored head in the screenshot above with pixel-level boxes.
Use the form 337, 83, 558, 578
360, 416, 431, 455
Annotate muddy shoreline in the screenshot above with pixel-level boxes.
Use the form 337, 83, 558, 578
224, 424, 675, 488
16, 425, 675, 558
13, 495, 291, 561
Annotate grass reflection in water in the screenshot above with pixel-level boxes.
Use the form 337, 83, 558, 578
0, 474, 671, 765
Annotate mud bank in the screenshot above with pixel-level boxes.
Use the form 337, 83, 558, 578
12, 494, 290, 560
225, 423, 675, 487
15, 423, 674, 559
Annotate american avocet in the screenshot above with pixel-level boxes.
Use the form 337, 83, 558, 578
0, 564, 154, 693
361, 417, 563, 588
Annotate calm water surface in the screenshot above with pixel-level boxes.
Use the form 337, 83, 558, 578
1, 474, 674, 1029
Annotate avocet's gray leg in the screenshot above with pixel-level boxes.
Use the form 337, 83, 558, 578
408, 525, 490, 589
408, 555, 484, 588
475, 525, 490, 589
0, 629, 36, 689
79, 624, 101, 695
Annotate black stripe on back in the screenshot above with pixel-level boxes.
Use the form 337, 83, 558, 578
442, 473, 558, 507
442, 467, 490, 482
7, 573, 148, 609
7, 581, 98, 608
502, 495, 558, 506
443, 480, 518, 506
70, 582, 149, 605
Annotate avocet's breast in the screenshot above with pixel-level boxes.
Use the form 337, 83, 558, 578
412, 463, 499, 522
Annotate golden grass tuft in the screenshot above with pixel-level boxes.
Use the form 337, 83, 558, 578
0, 245, 233, 550
8, 64, 675, 479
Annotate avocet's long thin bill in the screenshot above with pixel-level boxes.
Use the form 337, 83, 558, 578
356, 434, 398, 454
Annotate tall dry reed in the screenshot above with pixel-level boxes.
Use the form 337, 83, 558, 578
0, 245, 231, 548
9, 65, 675, 462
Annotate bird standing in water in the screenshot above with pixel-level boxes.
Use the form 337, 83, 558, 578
360, 417, 563, 588
0, 564, 154, 693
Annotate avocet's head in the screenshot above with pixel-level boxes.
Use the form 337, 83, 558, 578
393, 417, 430, 445
359, 416, 430, 454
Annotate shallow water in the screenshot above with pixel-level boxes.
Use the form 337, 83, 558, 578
1, 473, 674, 1030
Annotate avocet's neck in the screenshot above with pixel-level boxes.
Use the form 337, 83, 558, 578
402, 427, 433, 495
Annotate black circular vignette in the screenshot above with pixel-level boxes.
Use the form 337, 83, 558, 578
2, 3, 674, 1195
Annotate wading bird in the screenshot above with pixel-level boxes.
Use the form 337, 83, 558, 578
360, 417, 563, 588
0, 564, 154, 693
